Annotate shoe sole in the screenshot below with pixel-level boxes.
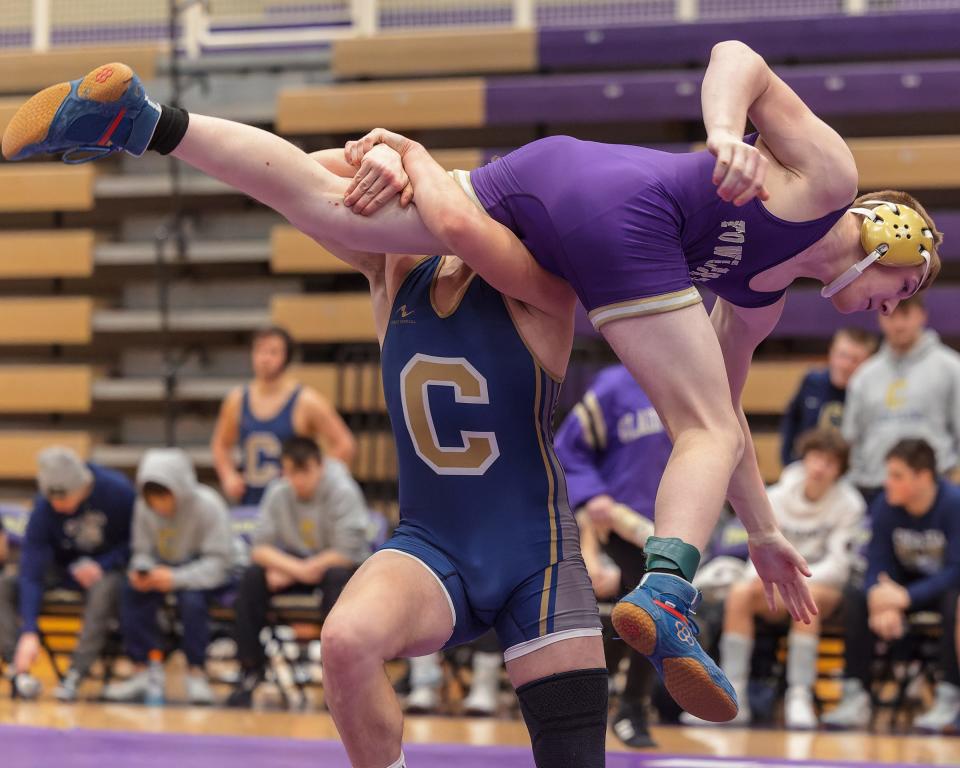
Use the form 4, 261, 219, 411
2, 62, 133, 160
612, 601, 738, 723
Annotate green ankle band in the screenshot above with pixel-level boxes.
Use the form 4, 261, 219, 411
644, 536, 701, 582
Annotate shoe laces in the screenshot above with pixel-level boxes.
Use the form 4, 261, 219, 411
655, 591, 702, 637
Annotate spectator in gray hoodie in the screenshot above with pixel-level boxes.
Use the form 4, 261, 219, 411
226, 436, 370, 707
843, 295, 960, 502
104, 448, 242, 705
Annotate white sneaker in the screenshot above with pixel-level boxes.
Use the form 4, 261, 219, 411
12, 673, 42, 700
914, 682, 960, 733
821, 679, 871, 730
405, 684, 440, 713
185, 674, 214, 706
54, 669, 83, 702
104, 670, 152, 702
784, 686, 818, 730
462, 681, 498, 715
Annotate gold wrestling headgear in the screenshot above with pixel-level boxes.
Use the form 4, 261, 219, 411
821, 200, 933, 299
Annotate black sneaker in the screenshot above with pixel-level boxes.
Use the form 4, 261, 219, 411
612, 703, 657, 749
225, 670, 261, 708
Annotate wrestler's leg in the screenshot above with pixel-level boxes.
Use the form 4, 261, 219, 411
601, 303, 744, 554
171, 114, 444, 255
321, 550, 454, 768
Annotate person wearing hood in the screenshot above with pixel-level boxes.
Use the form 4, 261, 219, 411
843, 295, 960, 503
104, 448, 241, 705
683, 429, 865, 729
0, 447, 135, 702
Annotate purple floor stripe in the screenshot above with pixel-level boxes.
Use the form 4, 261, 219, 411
0, 724, 934, 768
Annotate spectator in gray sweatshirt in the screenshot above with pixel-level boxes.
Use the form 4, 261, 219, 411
226, 436, 370, 707
104, 448, 243, 705
843, 295, 960, 502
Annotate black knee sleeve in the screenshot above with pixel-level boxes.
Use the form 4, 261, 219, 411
516, 668, 608, 768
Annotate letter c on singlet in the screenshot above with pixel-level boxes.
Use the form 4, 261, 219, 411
400, 353, 500, 476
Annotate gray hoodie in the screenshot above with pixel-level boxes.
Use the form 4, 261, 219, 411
131, 448, 242, 590
253, 458, 370, 564
843, 330, 960, 488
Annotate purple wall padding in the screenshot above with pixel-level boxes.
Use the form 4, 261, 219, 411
538, 11, 960, 70
486, 59, 960, 126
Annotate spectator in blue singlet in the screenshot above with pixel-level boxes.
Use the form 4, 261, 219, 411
211, 325, 356, 506
779, 328, 876, 466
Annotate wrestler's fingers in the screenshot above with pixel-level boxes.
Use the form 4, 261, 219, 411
353, 175, 391, 215
716, 159, 745, 201
712, 143, 734, 185
729, 151, 759, 204
344, 169, 374, 206
363, 183, 404, 216
763, 580, 777, 613
400, 182, 415, 207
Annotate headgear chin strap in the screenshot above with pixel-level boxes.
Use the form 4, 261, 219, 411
821, 200, 933, 299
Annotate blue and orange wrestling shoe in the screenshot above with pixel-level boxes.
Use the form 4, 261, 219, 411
612, 572, 738, 722
2, 62, 160, 163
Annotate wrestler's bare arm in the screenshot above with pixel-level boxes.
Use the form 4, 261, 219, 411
710, 295, 784, 534
169, 114, 444, 256
346, 131, 575, 318
703, 41, 858, 207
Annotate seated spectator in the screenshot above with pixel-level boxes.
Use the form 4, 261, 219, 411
780, 328, 876, 466
226, 437, 369, 707
683, 429, 865, 729
843, 296, 960, 502
405, 631, 503, 716
0, 447, 135, 701
0, 512, 7, 568
823, 439, 960, 731
554, 364, 671, 748
104, 448, 242, 705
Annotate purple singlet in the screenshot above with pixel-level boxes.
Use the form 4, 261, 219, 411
469, 134, 848, 329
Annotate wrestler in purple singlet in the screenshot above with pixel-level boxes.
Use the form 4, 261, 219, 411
469, 134, 847, 329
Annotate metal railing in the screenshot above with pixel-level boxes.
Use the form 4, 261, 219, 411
19, 0, 960, 56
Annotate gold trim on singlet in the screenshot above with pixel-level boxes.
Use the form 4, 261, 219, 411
587, 287, 703, 329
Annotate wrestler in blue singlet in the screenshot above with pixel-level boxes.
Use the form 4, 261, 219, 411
378, 256, 601, 659
468, 134, 847, 328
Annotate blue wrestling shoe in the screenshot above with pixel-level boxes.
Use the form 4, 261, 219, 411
1, 62, 160, 163
612, 572, 738, 722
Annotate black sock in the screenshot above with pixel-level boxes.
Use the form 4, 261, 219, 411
148, 104, 190, 155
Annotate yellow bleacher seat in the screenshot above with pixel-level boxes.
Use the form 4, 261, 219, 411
753, 432, 783, 484
849, 135, 960, 189
0, 44, 161, 94
0, 365, 92, 412
0, 297, 93, 344
288, 363, 339, 402
271, 227, 359, 274
277, 78, 485, 134
272, 293, 378, 343
0, 164, 94, 212
332, 28, 536, 79
0, 431, 91, 479
742, 360, 819, 415
0, 230, 94, 279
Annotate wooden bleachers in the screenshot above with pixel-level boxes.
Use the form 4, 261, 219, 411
0, 432, 92, 480
276, 78, 486, 134
850, 135, 960, 189
271, 293, 378, 343
0, 365, 92, 413
0, 164, 95, 213
752, 432, 783, 485
742, 360, 816, 415
0, 230, 94, 278
0, 44, 162, 94
0, 297, 93, 345
271, 227, 358, 274
331, 28, 536, 79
